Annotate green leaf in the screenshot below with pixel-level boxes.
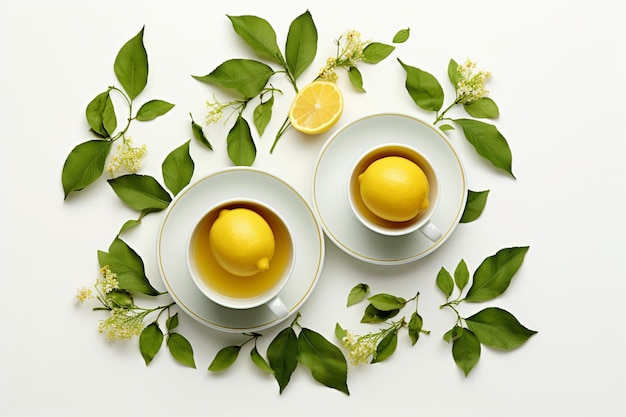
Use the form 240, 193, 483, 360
251, 346, 274, 374
465, 246, 530, 302
372, 329, 398, 363
453, 118, 514, 177
162, 140, 194, 196
227, 115, 256, 166
398, 59, 444, 112
461, 189, 490, 223
253, 95, 273, 136
102, 93, 117, 136
454, 259, 470, 292
436, 267, 454, 299
368, 294, 406, 311
298, 328, 349, 395
443, 325, 464, 343
62, 139, 112, 198
139, 322, 163, 366
105, 289, 133, 308
86, 91, 116, 137
447, 58, 461, 90
208, 345, 241, 372
439, 124, 455, 132
135, 99, 175, 121
107, 174, 172, 211
190, 113, 212, 150
114, 27, 148, 100
193, 59, 274, 98
408, 312, 424, 345
335, 323, 347, 342
464, 97, 499, 119
465, 307, 537, 350
167, 333, 196, 368
166, 313, 179, 331
267, 327, 299, 393
361, 304, 400, 323
285, 10, 318, 81
347, 283, 369, 307
97, 237, 161, 295
347, 66, 365, 92
452, 328, 481, 376
118, 219, 140, 234
227, 15, 284, 63
392, 28, 410, 43
363, 42, 395, 64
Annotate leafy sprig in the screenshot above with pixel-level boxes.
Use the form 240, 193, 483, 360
208, 313, 349, 395
399, 57, 514, 178
62, 27, 175, 199
437, 246, 537, 376
337, 286, 429, 365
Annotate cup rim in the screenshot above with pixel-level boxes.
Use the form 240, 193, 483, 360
347, 143, 440, 236
185, 197, 295, 310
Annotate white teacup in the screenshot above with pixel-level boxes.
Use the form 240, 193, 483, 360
347, 143, 442, 240
186, 198, 295, 318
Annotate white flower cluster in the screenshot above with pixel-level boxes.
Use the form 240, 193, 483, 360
342, 331, 377, 366
456, 58, 491, 104
106, 136, 147, 175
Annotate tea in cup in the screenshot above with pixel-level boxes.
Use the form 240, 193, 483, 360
347, 143, 442, 240
186, 199, 294, 318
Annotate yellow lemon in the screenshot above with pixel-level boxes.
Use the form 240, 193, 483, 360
288, 81, 343, 134
358, 156, 430, 222
208, 208, 275, 277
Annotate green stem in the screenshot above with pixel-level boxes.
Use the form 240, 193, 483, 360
270, 116, 291, 153
108, 86, 133, 141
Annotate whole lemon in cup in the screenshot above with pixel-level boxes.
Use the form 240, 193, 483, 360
208, 208, 275, 277
358, 156, 430, 222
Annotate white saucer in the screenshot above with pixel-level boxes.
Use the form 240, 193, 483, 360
312, 113, 467, 265
156, 167, 325, 333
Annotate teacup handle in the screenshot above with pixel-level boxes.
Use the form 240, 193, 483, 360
420, 220, 443, 242
267, 295, 289, 318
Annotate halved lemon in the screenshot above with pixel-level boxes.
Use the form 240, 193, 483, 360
288, 81, 343, 134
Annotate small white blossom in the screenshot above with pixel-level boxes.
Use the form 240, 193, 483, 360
98, 308, 144, 340
318, 29, 368, 80
75, 287, 94, 304
456, 58, 491, 104
342, 331, 378, 366
98, 265, 119, 294
106, 136, 147, 175
205, 94, 229, 125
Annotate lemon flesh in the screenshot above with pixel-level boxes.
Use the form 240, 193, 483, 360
358, 156, 430, 222
288, 81, 343, 134
208, 208, 275, 277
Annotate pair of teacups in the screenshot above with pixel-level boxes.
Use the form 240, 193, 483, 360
186, 143, 442, 318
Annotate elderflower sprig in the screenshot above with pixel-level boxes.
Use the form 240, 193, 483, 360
62, 28, 175, 198
318, 30, 368, 81
76, 258, 196, 368
337, 287, 429, 365
399, 57, 514, 177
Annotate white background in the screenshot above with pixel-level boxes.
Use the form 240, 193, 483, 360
1, 0, 624, 416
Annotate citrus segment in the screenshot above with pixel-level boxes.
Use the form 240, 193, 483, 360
358, 156, 430, 222
208, 208, 275, 277
289, 81, 343, 134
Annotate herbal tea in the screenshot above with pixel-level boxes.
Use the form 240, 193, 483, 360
190, 202, 292, 299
